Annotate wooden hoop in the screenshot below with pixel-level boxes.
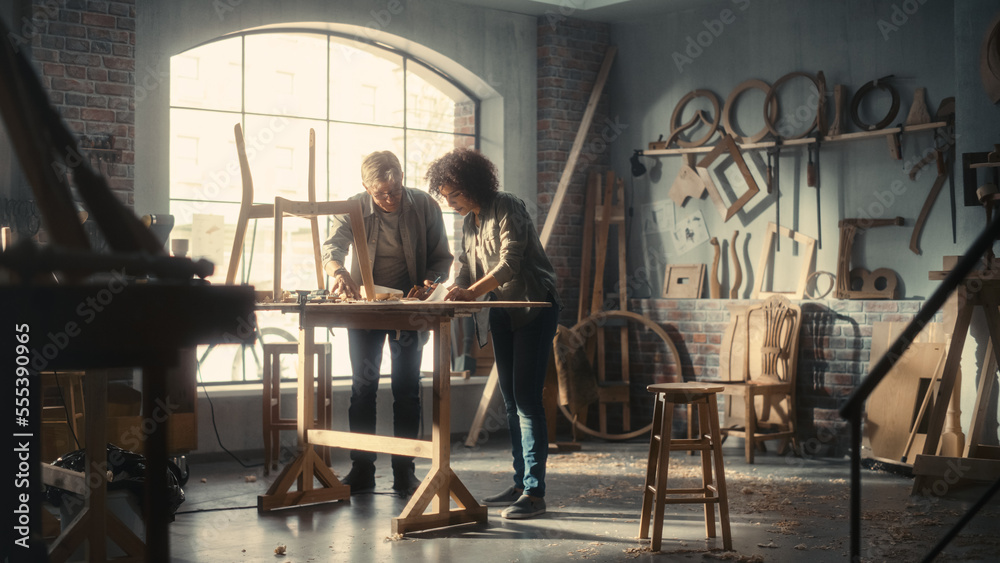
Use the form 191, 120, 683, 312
558, 310, 682, 441
722, 79, 776, 144
762, 71, 821, 140
670, 89, 721, 148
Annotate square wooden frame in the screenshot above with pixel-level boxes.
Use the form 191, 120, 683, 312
752, 222, 815, 299
696, 134, 760, 222
663, 263, 706, 299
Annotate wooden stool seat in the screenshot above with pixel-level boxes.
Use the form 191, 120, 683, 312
639, 382, 732, 552
262, 342, 332, 475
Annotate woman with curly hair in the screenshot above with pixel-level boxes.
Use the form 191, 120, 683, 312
426, 147, 560, 519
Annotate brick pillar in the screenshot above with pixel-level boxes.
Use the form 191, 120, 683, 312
28, 0, 136, 209
537, 17, 611, 325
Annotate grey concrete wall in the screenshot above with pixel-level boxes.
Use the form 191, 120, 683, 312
608, 0, 978, 300
133, 0, 537, 216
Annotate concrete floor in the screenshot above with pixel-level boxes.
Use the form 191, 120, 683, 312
163, 437, 1000, 563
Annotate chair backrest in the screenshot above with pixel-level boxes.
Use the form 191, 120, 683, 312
227, 123, 322, 291
742, 295, 801, 385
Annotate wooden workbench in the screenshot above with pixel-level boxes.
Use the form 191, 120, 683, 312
256, 299, 549, 534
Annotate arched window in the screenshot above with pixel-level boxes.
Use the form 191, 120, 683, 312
168, 31, 477, 383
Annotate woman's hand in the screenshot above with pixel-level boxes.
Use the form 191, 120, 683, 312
444, 285, 475, 302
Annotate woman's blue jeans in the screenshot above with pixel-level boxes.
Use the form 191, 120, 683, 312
490, 304, 559, 498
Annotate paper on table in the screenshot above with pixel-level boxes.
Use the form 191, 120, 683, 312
423, 283, 449, 302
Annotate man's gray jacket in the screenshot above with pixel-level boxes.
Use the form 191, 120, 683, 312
322, 188, 453, 288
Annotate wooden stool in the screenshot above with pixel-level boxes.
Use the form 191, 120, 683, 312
262, 342, 332, 474
639, 383, 732, 551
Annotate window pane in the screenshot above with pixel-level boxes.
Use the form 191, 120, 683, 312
170, 37, 242, 111
406, 64, 473, 132
328, 123, 404, 199
246, 33, 328, 119
169, 109, 243, 202
329, 37, 404, 127
406, 130, 475, 191
242, 116, 328, 204
168, 200, 239, 282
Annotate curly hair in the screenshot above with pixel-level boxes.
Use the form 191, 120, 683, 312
425, 148, 499, 207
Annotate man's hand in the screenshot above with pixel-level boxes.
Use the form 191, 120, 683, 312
407, 279, 438, 300
331, 269, 360, 299
444, 285, 475, 302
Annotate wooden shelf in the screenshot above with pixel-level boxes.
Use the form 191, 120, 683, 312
970, 161, 1000, 169
641, 121, 948, 156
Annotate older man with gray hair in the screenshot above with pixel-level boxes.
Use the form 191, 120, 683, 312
322, 150, 453, 496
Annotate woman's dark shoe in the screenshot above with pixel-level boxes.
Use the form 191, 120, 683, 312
480, 485, 524, 506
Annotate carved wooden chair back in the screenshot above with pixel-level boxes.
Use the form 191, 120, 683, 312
743, 294, 801, 385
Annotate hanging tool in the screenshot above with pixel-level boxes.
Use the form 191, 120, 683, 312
767, 140, 783, 250
909, 149, 947, 255
934, 97, 957, 244
808, 137, 822, 249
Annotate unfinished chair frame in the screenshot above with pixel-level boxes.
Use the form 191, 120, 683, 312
715, 295, 802, 463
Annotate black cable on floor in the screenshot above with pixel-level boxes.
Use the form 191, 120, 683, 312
196, 352, 263, 469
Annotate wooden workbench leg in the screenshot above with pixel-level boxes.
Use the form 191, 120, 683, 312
143, 364, 170, 563
298, 326, 315, 491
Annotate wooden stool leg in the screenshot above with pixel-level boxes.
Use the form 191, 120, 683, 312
744, 390, 755, 464
639, 393, 664, 540
270, 350, 283, 472
708, 394, 732, 550
651, 395, 674, 552
262, 348, 273, 476
697, 399, 717, 539
317, 346, 331, 466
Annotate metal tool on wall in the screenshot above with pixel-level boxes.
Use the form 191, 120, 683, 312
766, 140, 782, 250
808, 137, 821, 248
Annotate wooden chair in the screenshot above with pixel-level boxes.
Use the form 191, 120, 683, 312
262, 342, 332, 475
227, 123, 327, 294
713, 295, 802, 463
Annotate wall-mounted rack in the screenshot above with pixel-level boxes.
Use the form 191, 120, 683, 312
639, 121, 947, 156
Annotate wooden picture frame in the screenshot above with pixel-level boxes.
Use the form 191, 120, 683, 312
663, 264, 706, 299
752, 222, 815, 299
696, 134, 760, 222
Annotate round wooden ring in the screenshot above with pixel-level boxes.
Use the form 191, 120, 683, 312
804, 270, 836, 300
670, 89, 721, 148
762, 71, 821, 140
557, 310, 682, 441
723, 79, 777, 144
850, 78, 900, 131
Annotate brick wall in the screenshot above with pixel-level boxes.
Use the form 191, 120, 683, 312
28, 0, 136, 209
537, 17, 612, 326
606, 298, 934, 457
